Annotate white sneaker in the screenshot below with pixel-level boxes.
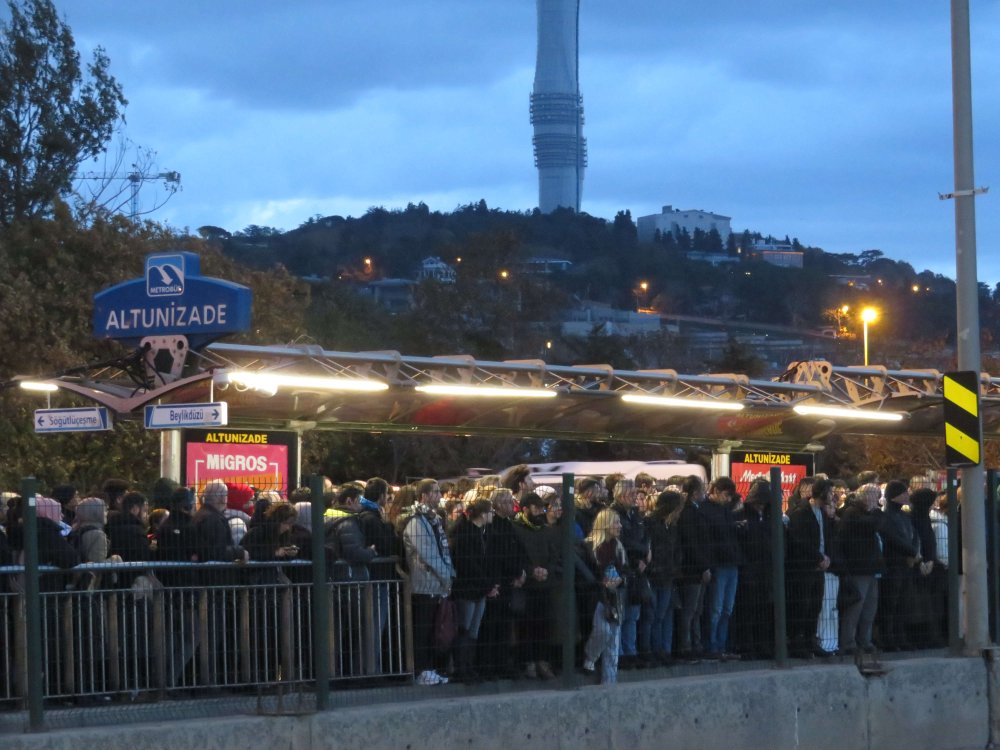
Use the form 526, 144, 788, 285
433, 670, 449, 685
582, 659, 595, 672
416, 670, 442, 686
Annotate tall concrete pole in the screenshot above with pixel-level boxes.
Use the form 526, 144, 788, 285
950, 0, 989, 652
531, 0, 586, 213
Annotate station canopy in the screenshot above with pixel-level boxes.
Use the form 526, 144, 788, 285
17, 341, 1000, 451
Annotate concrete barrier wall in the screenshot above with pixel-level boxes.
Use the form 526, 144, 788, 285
3, 657, 990, 750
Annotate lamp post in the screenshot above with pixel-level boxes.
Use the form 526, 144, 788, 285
861, 307, 877, 365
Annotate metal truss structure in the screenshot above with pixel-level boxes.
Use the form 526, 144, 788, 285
12, 342, 1000, 449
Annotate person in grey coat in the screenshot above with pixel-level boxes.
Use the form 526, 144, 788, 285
399, 478, 455, 686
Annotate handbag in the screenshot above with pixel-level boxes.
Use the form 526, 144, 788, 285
434, 597, 458, 649
627, 572, 655, 606
601, 585, 621, 623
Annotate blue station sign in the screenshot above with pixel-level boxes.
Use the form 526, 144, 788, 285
92, 251, 252, 347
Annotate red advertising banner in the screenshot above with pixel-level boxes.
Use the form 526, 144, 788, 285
730, 450, 815, 505
182, 430, 297, 497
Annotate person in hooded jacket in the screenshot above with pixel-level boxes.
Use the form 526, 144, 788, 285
732, 478, 775, 658
908, 485, 944, 648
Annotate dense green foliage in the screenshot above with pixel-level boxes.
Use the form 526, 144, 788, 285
0, 0, 126, 226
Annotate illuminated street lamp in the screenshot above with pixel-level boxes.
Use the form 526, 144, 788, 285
635, 280, 650, 311
861, 307, 878, 365
836, 304, 849, 335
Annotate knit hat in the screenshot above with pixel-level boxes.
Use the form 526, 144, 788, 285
884, 480, 908, 503
225, 482, 255, 512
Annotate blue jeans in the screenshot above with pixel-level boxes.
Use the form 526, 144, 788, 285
650, 584, 675, 655
708, 566, 739, 653
620, 603, 641, 656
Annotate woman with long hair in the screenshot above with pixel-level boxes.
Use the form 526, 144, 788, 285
581, 508, 625, 684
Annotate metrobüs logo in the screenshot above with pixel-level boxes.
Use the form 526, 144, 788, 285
146, 254, 185, 297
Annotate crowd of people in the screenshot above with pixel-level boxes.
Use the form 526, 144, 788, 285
0, 465, 954, 695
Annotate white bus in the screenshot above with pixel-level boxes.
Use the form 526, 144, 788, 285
507, 459, 707, 488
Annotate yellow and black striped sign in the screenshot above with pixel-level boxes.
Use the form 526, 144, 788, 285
943, 370, 981, 467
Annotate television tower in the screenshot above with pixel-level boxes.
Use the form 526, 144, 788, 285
531, 0, 586, 213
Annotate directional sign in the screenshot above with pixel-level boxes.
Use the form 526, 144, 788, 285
145, 402, 228, 429
35, 407, 112, 433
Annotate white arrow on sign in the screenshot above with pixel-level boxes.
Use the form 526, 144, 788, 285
35, 407, 112, 433
144, 402, 228, 429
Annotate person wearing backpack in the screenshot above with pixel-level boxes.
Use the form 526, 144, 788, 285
324, 485, 379, 678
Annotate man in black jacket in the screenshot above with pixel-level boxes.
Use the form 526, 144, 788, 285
107, 491, 152, 563
676, 475, 712, 660
357, 477, 397, 674
479, 487, 527, 679
702, 477, 742, 658
786, 478, 835, 658
192, 480, 247, 685
324, 485, 378, 677
836, 484, 884, 655
193, 480, 247, 569
733, 478, 774, 658
879, 479, 921, 651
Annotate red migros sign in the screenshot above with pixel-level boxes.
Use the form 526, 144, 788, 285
181, 429, 298, 498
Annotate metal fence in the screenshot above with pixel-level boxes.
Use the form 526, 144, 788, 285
0, 561, 408, 706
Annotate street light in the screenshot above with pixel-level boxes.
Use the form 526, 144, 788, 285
635, 280, 650, 311
835, 304, 849, 336
861, 307, 878, 365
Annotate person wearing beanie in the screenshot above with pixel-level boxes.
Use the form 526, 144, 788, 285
151, 477, 180, 510
223, 482, 254, 545
51, 484, 79, 525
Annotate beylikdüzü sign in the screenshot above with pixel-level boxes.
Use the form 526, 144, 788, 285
93, 251, 251, 347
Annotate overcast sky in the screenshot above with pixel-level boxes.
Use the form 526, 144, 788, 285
32, 2, 1000, 284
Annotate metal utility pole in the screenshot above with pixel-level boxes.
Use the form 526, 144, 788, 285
948, 0, 989, 653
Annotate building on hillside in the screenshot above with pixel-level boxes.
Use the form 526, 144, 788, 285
687, 251, 740, 267
358, 279, 416, 314
747, 239, 803, 269
636, 205, 732, 244
561, 302, 660, 337
521, 257, 573, 275
418, 257, 456, 283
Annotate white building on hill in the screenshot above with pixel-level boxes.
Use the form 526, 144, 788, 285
637, 205, 732, 243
